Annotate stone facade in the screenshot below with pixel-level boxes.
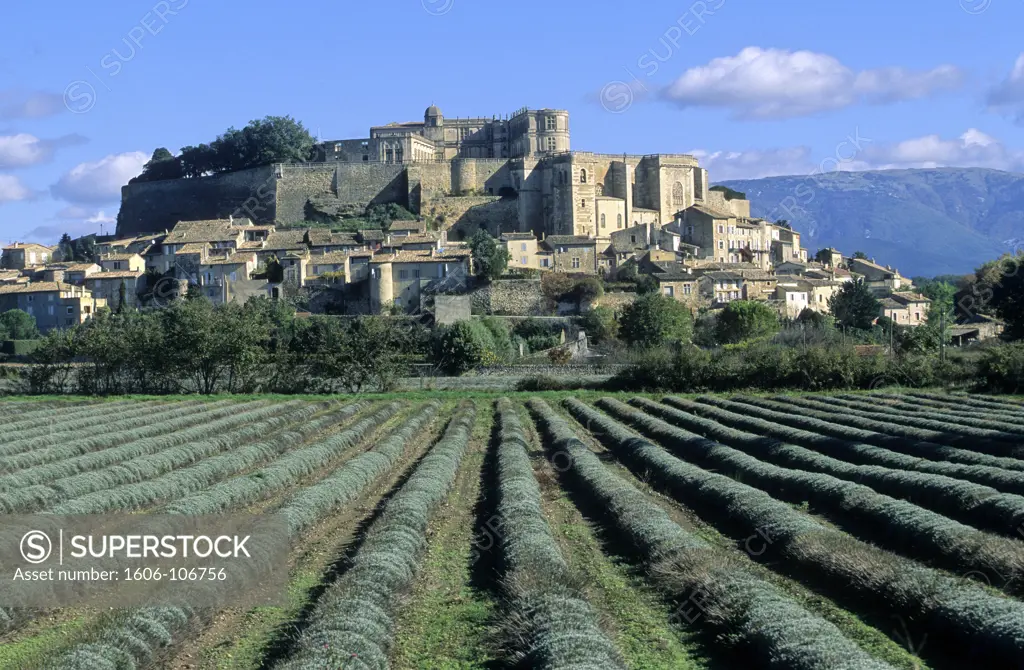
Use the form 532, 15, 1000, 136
470, 278, 548, 316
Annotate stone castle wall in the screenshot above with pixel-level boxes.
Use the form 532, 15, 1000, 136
470, 278, 548, 315
116, 165, 278, 236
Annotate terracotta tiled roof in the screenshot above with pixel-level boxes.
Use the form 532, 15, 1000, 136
90, 271, 145, 280
175, 243, 208, 255
203, 253, 255, 266
687, 204, 734, 219
2, 243, 54, 251
100, 253, 142, 261
370, 249, 471, 264
311, 252, 353, 265
0, 281, 79, 294
891, 291, 930, 304
65, 263, 102, 272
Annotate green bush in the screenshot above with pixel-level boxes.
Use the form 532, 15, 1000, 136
715, 301, 780, 344
618, 293, 693, 349
577, 306, 618, 344
1, 340, 42, 357
977, 342, 1024, 394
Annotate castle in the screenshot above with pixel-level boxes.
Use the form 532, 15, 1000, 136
115, 104, 753, 245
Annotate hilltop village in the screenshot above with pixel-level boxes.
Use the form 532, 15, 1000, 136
1, 104, 949, 335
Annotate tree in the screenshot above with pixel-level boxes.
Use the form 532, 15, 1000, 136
829, 279, 881, 331
919, 281, 955, 350
709, 185, 746, 201
618, 293, 693, 349
577, 306, 618, 344
0, 309, 39, 340
469, 230, 510, 281
135, 147, 183, 182
797, 307, 829, 328
715, 300, 780, 344
571, 277, 604, 306
116, 279, 128, 315
774, 219, 791, 229
982, 252, 1024, 340
58, 233, 76, 262
852, 251, 868, 260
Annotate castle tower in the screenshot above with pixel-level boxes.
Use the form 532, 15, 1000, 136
424, 105, 444, 143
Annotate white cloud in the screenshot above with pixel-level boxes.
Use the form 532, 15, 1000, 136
50, 151, 147, 204
0, 90, 65, 120
987, 53, 1024, 124
662, 47, 963, 119
0, 133, 87, 169
23, 208, 117, 244
698, 129, 1024, 181
0, 174, 33, 203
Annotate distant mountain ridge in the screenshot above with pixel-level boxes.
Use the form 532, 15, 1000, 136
717, 168, 1024, 276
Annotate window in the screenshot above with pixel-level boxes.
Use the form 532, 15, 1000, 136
521, 256, 528, 265
547, 137, 557, 151
617, 214, 623, 229
718, 225, 724, 234
546, 116, 556, 130
672, 181, 684, 206
48, 293, 54, 301
581, 199, 586, 208
26, 306, 33, 315
580, 169, 587, 184
600, 214, 606, 228
414, 269, 421, 278
630, 235, 637, 244
915, 312, 921, 320
113, 262, 121, 270
663, 286, 674, 297
718, 241, 724, 250
521, 243, 527, 251
572, 257, 581, 269
66, 306, 74, 315
541, 258, 550, 268
48, 306, 54, 316
683, 284, 692, 295
398, 269, 409, 280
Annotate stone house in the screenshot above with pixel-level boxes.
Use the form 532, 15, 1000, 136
796, 278, 844, 314
369, 248, 473, 313
0, 282, 106, 331
849, 257, 909, 296
775, 282, 810, 319
309, 252, 352, 282
501, 233, 542, 271
63, 263, 103, 285
771, 227, 808, 265
879, 291, 931, 326
1, 243, 56, 270
99, 253, 146, 274
653, 270, 699, 310
88, 271, 147, 310
542, 236, 598, 274
388, 220, 426, 236
699, 271, 744, 305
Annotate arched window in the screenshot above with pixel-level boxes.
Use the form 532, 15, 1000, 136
672, 181, 684, 206
693, 170, 704, 200
600, 214, 606, 228
580, 169, 588, 184
617, 214, 623, 229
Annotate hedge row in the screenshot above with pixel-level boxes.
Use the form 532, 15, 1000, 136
0, 399, 193, 453
278, 401, 440, 534
165, 402, 401, 516
51, 403, 364, 515
736, 396, 1024, 468
534, 398, 891, 670
830, 394, 1024, 436
1, 401, 331, 514
601, 398, 1024, 594
870, 392, 1024, 426
567, 399, 1024, 667
0, 400, 285, 490
638, 397, 1024, 540
0, 399, 274, 477
275, 402, 477, 670
493, 399, 624, 670
781, 396, 1024, 458
694, 397, 1024, 496
43, 404, 434, 670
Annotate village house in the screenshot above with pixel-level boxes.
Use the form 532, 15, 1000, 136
0, 282, 106, 331
700, 271, 744, 305
501, 233, 542, 271
542, 236, 598, 273
879, 291, 931, 326
652, 268, 699, 311
99, 253, 146, 274
1, 243, 56, 270
849, 257, 909, 296
369, 248, 473, 313
88, 271, 147, 310
775, 282, 810, 319
796, 277, 845, 314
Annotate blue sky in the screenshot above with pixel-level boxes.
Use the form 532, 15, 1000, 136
1, 0, 1023, 245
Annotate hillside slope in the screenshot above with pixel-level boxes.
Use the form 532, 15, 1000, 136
717, 168, 1024, 276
